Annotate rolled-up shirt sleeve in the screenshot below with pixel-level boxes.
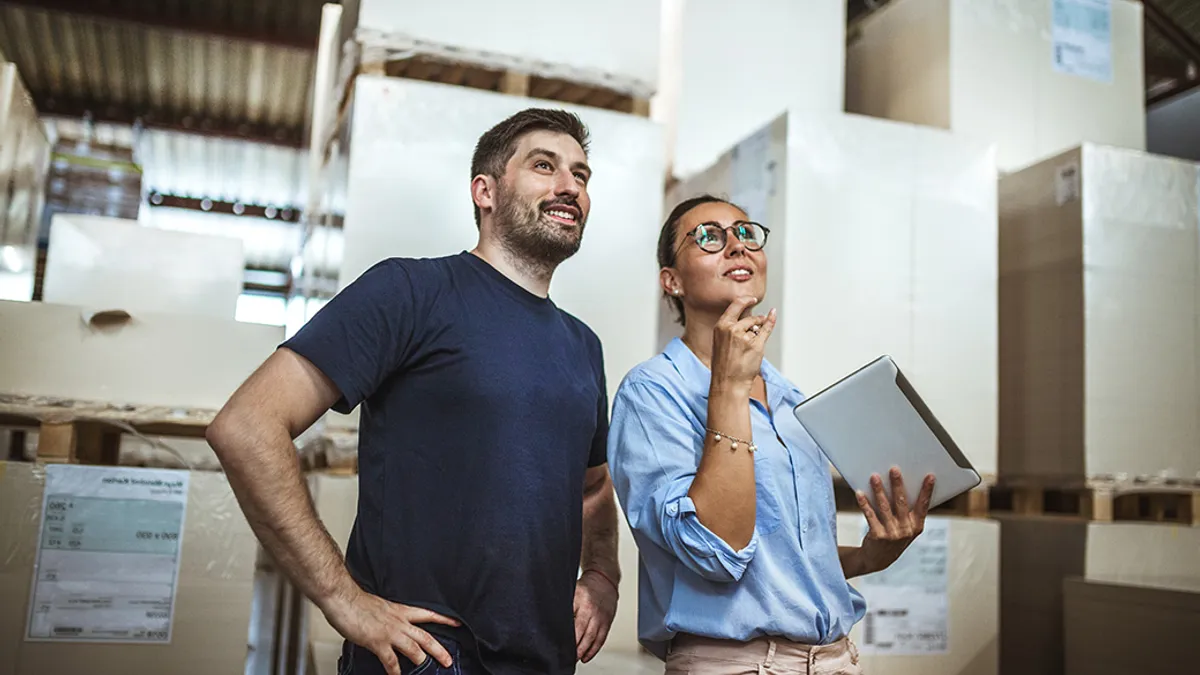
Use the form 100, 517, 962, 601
608, 379, 758, 583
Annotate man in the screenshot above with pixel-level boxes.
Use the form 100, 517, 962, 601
207, 108, 621, 675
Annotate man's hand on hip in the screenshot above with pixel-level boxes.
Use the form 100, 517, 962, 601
325, 587, 461, 675
573, 569, 618, 663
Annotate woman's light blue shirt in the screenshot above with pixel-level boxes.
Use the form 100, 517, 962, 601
607, 338, 866, 659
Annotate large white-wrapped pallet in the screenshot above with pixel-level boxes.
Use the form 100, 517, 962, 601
670, 0, 846, 178
998, 144, 1200, 482
837, 515, 999, 675
0, 62, 49, 302
999, 517, 1200, 675
337, 77, 665, 411
0, 299, 281, 411
43, 214, 246, 320
668, 111, 998, 475
341, 0, 659, 97
846, 0, 1145, 173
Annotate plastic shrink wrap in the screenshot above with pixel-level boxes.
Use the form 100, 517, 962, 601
837, 514, 999, 675
999, 144, 1200, 480
0, 63, 50, 302
342, 0, 660, 96
671, 0, 846, 178
668, 111, 998, 476
0, 461, 257, 675
0, 299, 282, 411
846, 0, 1145, 172
42, 214, 246, 320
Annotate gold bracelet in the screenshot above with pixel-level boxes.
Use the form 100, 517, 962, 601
705, 427, 757, 453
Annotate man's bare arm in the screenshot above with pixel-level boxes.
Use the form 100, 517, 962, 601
206, 348, 352, 615
574, 464, 620, 663
206, 348, 458, 674
580, 465, 620, 582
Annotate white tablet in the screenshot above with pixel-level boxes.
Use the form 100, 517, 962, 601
792, 355, 981, 512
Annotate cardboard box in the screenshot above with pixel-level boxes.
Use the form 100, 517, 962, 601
0, 461, 258, 675
669, 111, 998, 475
43, 214, 246, 320
999, 517, 1200, 675
336, 77, 665, 403
837, 515, 999, 675
342, 0, 659, 94
1063, 576, 1200, 675
671, 0, 845, 178
0, 299, 282, 411
846, 0, 1146, 172
998, 144, 1200, 480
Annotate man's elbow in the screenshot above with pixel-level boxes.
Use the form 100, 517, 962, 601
205, 402, 263, 471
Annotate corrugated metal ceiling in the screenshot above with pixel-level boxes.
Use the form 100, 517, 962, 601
0, 0, 321, 147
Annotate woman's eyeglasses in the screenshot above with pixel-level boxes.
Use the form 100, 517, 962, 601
679, 221, 770, 255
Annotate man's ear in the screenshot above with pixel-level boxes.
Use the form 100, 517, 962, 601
472, 174, 495, 218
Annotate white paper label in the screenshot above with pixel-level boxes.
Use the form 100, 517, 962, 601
26, 465, 189, 643
730, 125, 775, 223
858, 518, 949, 655
1052, 0, 1112, 83
1056, 162, 1081, 206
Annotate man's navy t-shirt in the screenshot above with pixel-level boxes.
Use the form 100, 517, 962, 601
282, 252, 608, 675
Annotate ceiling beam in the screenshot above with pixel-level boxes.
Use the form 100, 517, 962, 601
35, 93, 307, 149
148, 193, 303, 223
1146, 53, 1196, 83
1141, 0, 1200, 66
1, 0, 316, 51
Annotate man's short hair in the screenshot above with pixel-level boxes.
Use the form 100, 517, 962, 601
470, 108, 591, 226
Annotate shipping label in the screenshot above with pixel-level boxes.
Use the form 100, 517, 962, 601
26, 465, 189, 643
1052, 0, 1113, 83
858, 518, 950, 655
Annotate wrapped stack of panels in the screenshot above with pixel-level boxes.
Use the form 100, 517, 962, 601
43, 214, 246, 321
0, 462, 258, 675
846, 0, 1145, 173
0, 62, 49, 302
668, 111, 999, 475
837, 515, 1000, 675
998, 144, 1200, 481
671, 0, 846, 178
999, 517, 1200, 675
0, 299, 282, 411
341, 0, 660, 96
1063, 576, 1200, 675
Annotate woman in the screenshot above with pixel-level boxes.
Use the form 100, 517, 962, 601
607, 195, 935, 674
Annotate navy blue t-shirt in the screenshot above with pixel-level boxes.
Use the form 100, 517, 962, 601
282, 252, 608, 675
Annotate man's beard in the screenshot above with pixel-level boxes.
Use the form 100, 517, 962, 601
493, 183, 585, 274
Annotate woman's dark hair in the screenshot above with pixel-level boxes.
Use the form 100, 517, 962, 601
657, 194, 743, 326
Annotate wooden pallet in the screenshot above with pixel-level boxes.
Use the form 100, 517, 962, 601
0, 394, 213, 466
358, 53, 651, 117
831, 477, 992, 519
990, 478, 1200, 526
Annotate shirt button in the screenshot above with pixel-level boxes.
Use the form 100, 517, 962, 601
667, 503, 679, 516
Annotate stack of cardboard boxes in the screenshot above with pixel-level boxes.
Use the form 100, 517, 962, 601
0, 206, 282, 673
996, 145, 1200, 674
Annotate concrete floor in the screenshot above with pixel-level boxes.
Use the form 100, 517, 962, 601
577, 650, 663, 674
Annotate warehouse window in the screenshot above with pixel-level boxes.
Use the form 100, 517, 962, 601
236, 292, 288, 326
